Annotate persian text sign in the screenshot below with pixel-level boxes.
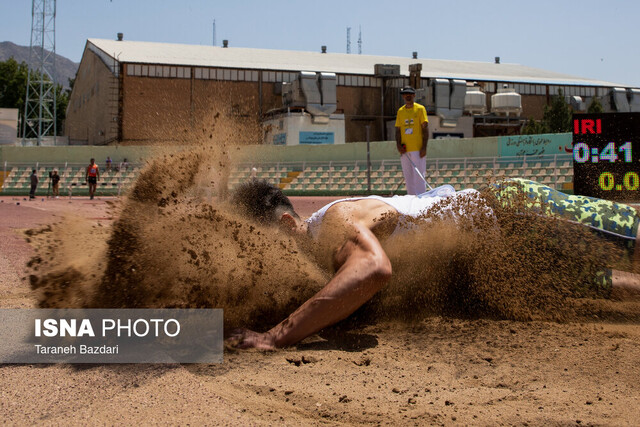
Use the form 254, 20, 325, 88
0, 309, 223, 363
498, 133, 572, 157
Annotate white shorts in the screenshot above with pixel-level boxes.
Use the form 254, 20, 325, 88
400, 151, 427, 195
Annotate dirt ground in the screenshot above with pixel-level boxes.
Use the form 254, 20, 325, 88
2, 195, 640, 426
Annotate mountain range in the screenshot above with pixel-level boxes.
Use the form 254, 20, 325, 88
0, 41, 79, 90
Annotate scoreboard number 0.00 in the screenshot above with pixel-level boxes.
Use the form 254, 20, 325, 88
598, 171, 640, 191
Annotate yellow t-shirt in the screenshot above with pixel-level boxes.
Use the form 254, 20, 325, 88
395, 103, 428, 152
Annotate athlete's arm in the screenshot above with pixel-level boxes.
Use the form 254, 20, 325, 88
230, 206, 392, 349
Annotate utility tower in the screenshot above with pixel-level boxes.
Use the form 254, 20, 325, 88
23, 0, 57, 145
357, 26, 362, 55
346, 27, 351, 54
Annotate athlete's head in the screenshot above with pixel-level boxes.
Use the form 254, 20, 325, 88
231, 179, 300, 227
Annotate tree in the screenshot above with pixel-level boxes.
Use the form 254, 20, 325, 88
0, 57, 70, 136
520, 90, 574, 135
521, 117, 549, 135
543, 89, 572, 133
0, 58, 29, 114
587, 97, 604, 114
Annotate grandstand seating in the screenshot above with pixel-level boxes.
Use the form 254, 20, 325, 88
227, 154, 574, 196
1, 154, 574, 197
0, 164, 139, 197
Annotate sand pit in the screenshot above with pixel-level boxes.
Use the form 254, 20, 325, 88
2, 153, 640, 423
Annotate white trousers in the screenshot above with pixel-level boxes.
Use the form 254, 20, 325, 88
400, 151, 427, 195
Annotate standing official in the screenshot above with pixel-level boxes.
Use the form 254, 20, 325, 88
86, 158, 99, 200
395, 86, 429, 195
51, 169, 61, 198
29, 169, 38, 200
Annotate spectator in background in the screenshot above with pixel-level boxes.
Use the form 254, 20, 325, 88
122, 158, 129, 172
51, 169, 60, 198
86, 158, 99, 200
29, 169, 38, 200
395, 86, 429, 195
106, 156, 112, 172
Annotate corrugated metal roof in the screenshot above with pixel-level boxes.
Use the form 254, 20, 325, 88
87, 38, 629, 88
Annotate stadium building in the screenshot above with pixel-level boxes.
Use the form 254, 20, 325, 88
65, 36, 640, 146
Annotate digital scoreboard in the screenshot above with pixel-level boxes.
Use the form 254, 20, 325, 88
572, 113, 640, 201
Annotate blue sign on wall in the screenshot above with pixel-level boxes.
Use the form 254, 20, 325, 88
273, 133, 287, 145
299, 132, 335, 144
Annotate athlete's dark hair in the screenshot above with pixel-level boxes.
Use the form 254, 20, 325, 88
231, 179, 299, 224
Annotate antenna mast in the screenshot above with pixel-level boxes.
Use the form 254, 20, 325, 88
212, 19, 216, 46
23, 0, 57, 145
346, 27, 351, 54
357, 26, 362, 55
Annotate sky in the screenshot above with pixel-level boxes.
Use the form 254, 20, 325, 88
1, 0, 639, 87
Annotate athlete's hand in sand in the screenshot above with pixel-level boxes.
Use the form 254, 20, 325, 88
226, 328, 276, 351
